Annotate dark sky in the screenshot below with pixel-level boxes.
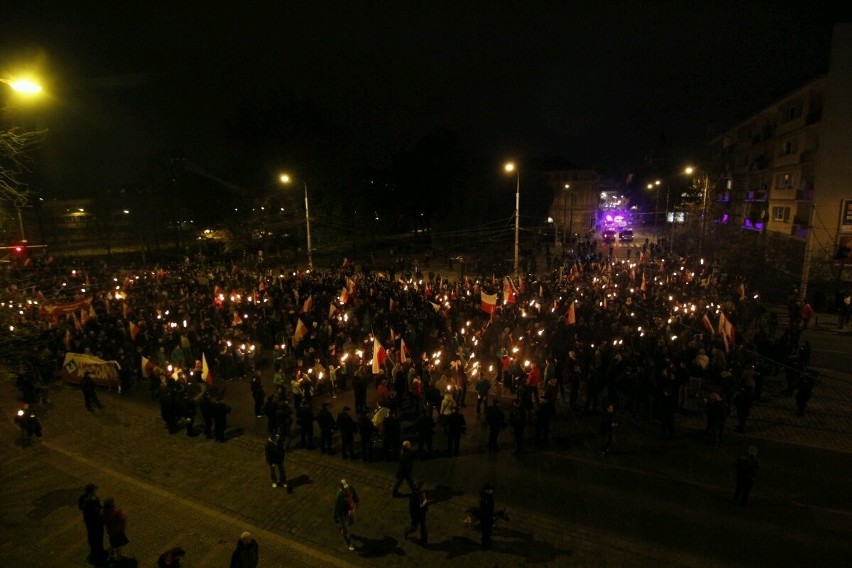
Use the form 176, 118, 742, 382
0, 1, 844, 195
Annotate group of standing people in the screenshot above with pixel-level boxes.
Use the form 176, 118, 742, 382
78, 484, 129, 566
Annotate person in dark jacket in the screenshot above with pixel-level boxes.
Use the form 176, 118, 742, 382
297, 400, 316, 449
230, 531, 259, 568
414, 412, 434, 458
509, 400, 527, 455
317, 402, 337, 454
199, 391, 214, 439
485, 400, 507, 453
181, 391, 198, 437
264, 434, 287, 489
444, 405, 466, 456
250, 372, 265, 418
336, 406, 357, 459
212, 399, 232, 442
262, 395, 278, 437
796, 370, 817, 416
357, 411, 375, 462
81, 372, 105, 411
392, 441, 417, 496
404, 481, 430, 545
599, 404, 617, 456
733, 446, 760, 505
78, 483, 105, 565
383, 410, 402, 461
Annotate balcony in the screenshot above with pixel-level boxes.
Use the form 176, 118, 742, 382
744, 191, 767, 202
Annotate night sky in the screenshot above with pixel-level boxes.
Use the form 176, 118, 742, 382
0, 1, 844, 198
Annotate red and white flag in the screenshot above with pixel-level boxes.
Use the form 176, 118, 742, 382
329, 304, 337, 319
339, 287, 349, 305
481, 291, 497, 315
400, 338, 410, 362
232, 312, 243, 326
640, 272, 647, 293
702, 313, 715, 335
565, 302, 576, 325
141, 356, 157, 379
718, 312, 735, 346
372, 338, 387, 374
503, 277, 518, 304
300, 295, 313, 314
293, 318, 308, 345
122, 303, 132, 319
738, 283, 746, 300
201, 352, 213, 385
129, 321, 140, 342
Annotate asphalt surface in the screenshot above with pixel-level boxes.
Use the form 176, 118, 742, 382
2, 254, 852, 567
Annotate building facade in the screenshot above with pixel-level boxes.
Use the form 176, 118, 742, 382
708, 23, 852, 294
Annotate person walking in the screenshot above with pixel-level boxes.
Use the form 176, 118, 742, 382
230, 531, 259, 568
599, 404, 617, 456
212, 398, 232, 442
199, 391, 214, 439
485, 400, 507, 453
297, 400, 316, 449
404, 481, 430, 545
317, 401, 337, 454
444, 405, 466, 456
509, 399, 527, 455
357, 411, 375, 462
333, 479, 360, 551
250, 371, 265, 418
475, 373, 491, 415
392, 441, 417, 497
265, 434, 288, 489
81, 372, 105, 412
414, 412, 434, 458
479, 484, 496, 550
77, 483, 105, 565
101, 497, 129, 562
733, 446, 760, 505
337, 406, 357, 459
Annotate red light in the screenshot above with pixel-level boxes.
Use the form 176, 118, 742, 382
14, 245, 24, 254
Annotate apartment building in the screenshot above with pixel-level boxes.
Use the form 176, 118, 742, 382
708, 23, 852, 287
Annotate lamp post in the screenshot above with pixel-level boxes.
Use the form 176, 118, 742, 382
505, 162, 520, 280
279, 173, 313, 270
685, 166, 710, 258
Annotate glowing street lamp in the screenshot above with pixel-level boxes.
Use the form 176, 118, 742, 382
504, 162, 520, 279
279, 173, 313, 270
2, 78, 42, 94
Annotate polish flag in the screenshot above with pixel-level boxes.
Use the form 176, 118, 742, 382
122, 303, 132, 319
300, 295, 314, 314
141, 356, 157, 379
565, 302, 576, 325
503, 277, 517, 304
400, 338, 410, 362
293, 318, 308, 345
232, 312, 243, 326
738, 283, 746, 300
202, 353, 213, 385
129, 321, 140, 342
372, 338, 387, 374
481, 291, 497, 315
702, 313, 715, 335
339, 287, 349, 305
640, 272, 647, 293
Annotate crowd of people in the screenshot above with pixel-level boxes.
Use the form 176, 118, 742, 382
6, 242, 823, 558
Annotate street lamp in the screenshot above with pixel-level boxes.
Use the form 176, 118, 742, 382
685, 166, 710, 258
279, 173, 313, 270
504, 162, 520, 279
0, 78, 43, 95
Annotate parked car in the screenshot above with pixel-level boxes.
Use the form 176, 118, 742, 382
619, 229, 634, 242
602, 229, 617, 243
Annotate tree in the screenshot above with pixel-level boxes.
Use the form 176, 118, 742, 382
0, 125, 47, 240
